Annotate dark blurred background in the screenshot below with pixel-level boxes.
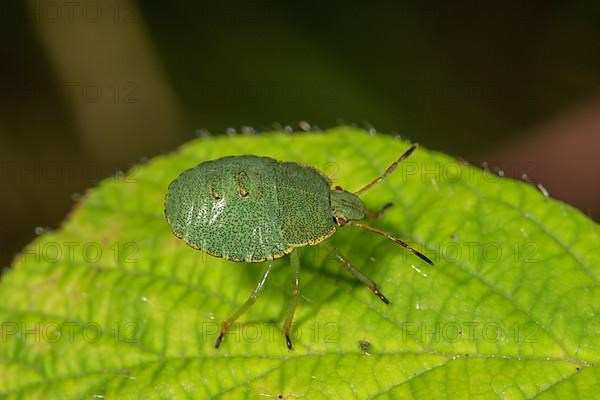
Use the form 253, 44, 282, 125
1, 0, 599, 267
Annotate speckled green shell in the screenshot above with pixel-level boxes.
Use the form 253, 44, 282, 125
164, 155, 336, 262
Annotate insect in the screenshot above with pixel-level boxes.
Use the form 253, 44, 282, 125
164, 144, 433, 350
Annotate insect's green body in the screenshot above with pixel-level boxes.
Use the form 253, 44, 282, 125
164, 155, 360, 262
164, 146, 431, 350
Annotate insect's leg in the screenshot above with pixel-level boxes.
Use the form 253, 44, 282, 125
326, 243, 389, 304
354, 143, 417, 196
282, 250, 301, 350
215, 262, 273, 349
364, 202, 393, 220
348, 221, 434, 266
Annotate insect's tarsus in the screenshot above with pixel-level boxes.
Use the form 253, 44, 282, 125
373, 288, 390, 304
215, 333, 225, 349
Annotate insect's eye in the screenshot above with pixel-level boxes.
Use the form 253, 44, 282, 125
335, 216, 348, 226
335, 185, 343, 191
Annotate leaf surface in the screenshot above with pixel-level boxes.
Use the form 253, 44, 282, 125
1, 127, 599, 399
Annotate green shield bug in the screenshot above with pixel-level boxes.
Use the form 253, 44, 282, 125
164, 144, 433, 350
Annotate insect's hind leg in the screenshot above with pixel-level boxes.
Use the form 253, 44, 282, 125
215, 262, 273, 349
282, 250, 301, 350
327, 243, 389, 304
364, 202, 393, 220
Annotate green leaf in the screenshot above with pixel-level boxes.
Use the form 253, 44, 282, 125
1, 127, 599, 399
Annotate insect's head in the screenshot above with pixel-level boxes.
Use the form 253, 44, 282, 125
330, 143, 419, 226
328, 144, 434, 266
330, 186, 365, 226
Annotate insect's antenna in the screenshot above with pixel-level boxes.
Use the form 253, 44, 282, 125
354, 143, 418, 196
348, 221, 434, 265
